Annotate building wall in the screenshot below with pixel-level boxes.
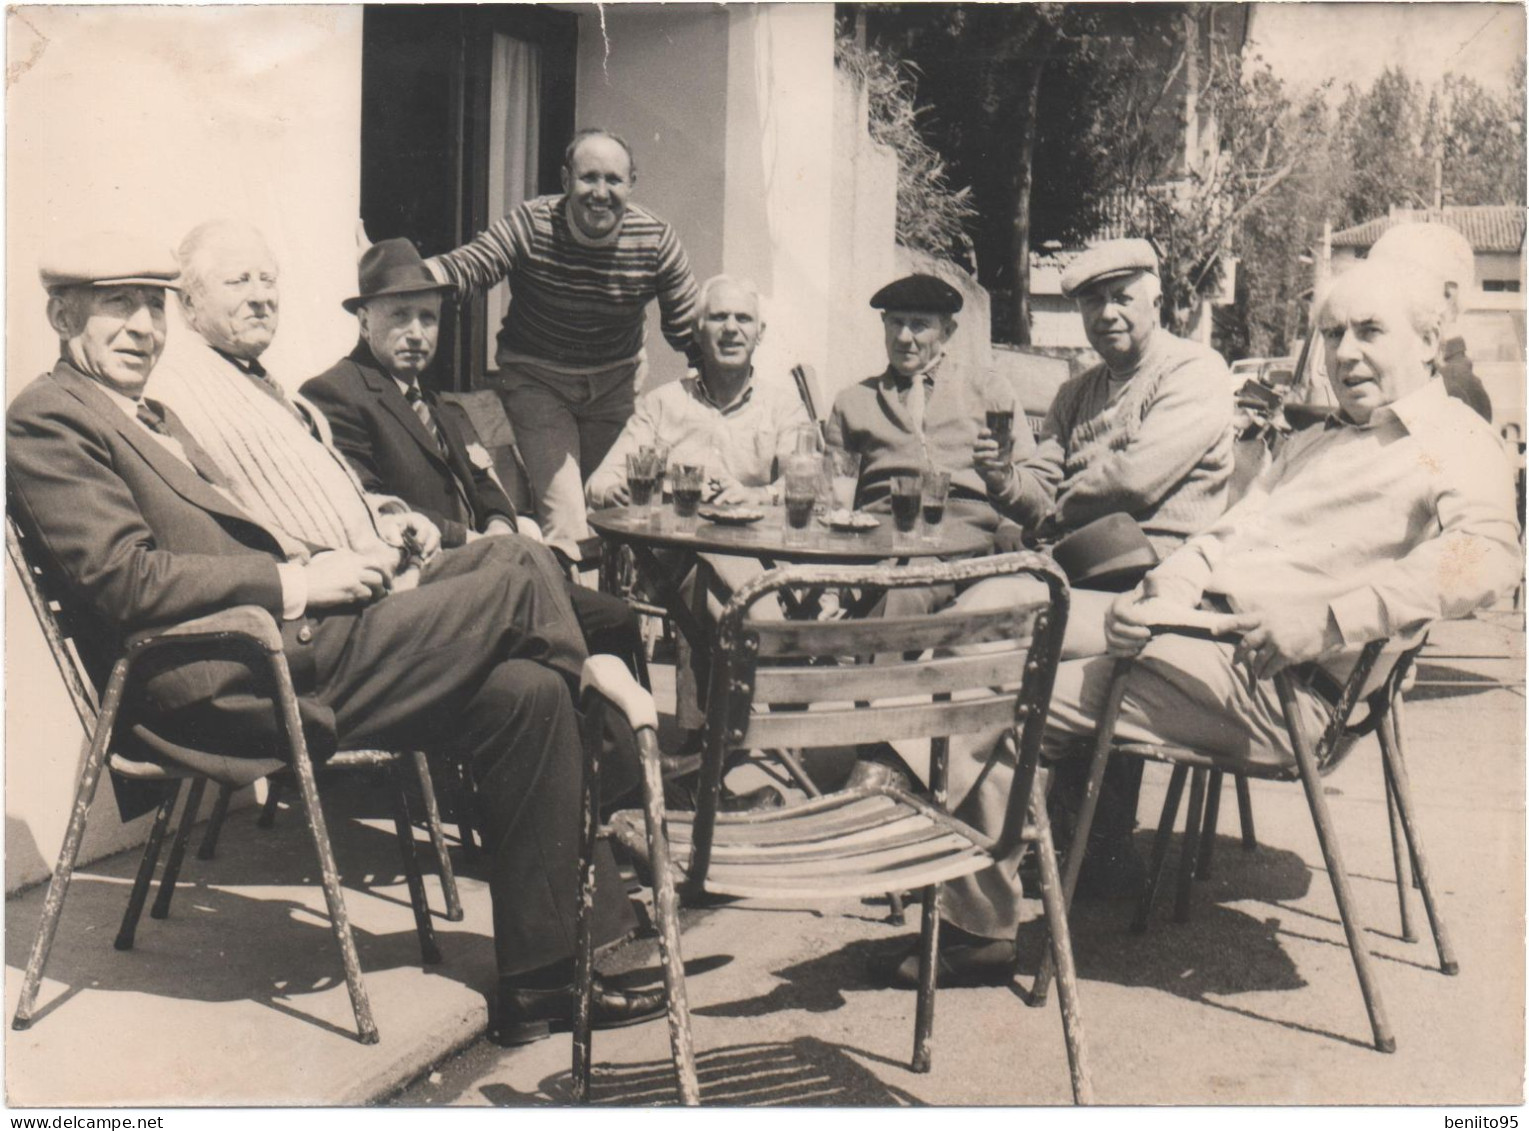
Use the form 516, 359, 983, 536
572, 3, 836, 397
6, 7, 365, 893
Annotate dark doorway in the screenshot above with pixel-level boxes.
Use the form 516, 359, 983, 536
360, 4, 576, 390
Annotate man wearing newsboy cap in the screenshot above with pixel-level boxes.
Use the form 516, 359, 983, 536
8, 230, 667, 1046
825, 272, 1052, 526
1041, 238, 1233, 558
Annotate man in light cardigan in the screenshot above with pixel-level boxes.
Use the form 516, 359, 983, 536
1037, 238, 1234, 556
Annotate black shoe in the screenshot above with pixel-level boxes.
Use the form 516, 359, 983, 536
874, 925, 1017, 989
489, 976, 667, 1047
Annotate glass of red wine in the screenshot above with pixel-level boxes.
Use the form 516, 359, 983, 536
919, 468, 951, 543
890, 475, 923, 547
670, 463, 705, 531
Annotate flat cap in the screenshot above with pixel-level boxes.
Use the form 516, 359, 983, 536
870, 273, 963, 315
1060, 238, 1158, 299
39, 231, 178, 292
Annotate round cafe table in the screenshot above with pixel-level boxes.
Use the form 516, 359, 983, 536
588, 501, 997, 712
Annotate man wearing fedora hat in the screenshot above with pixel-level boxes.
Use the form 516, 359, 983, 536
303, 237, 644, 671
304, 238, 520, 550
10, 229, 668, 1045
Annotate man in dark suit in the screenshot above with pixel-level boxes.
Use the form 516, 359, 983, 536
7, 233, 662, 1045
302, 237, 641, 664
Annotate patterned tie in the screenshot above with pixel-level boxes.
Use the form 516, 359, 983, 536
135, 398, 231, 488
404, 384, 472, 523
404, 384, 451, 460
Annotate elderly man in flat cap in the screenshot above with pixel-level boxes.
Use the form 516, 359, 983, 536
8, 231, 668, 1046
825, 272, 1052, 527
1038, 238, 1234, 561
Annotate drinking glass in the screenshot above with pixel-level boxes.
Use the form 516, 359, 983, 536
625, 451, 660, 519
920, 468, 951, 543
670, 463, 705, 531
985, 401, 1016, 463
783, 454, 821, 545
640, 443, 671, 500
824, 446, 860, 513
890, 475, 923, 547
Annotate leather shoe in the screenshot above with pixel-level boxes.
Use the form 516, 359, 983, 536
489, 976, 666, 1047
877, 932, 1018, 989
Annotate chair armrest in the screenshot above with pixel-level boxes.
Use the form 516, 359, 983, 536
1142, 607, 1247, 643
580, 654, 659, 733
125, 605, 284, 654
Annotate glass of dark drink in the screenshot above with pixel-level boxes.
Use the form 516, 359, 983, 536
920, 468, 951, 542
783, 455, 820, 544
670, 463, 704, 530
626, 451, 659, 518
890, 475, 923, 545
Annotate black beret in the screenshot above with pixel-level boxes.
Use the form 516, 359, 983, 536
869, 273, 963, 315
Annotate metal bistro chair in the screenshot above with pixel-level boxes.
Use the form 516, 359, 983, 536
1029, 628, 1456, 1055
574, 552, 1093, 1105
7, 512, 455, 1044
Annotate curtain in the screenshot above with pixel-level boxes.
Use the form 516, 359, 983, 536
486, 34, 541, 371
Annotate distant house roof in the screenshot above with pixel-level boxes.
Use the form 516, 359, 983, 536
1331, 206, 1526, 254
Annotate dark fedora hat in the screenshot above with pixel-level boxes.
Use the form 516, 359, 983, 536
342, 238, 453, 313
1049, 512, 1159, 592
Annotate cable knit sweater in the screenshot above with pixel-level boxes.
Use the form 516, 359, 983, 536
1033, 329, 1233, 554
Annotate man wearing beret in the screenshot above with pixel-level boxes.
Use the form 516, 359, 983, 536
7, 232, 666, 1045
1038, 238, 1234, 559
825, 272, 1052, 528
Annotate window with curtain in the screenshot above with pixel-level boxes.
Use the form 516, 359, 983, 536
486, 33, 541, 372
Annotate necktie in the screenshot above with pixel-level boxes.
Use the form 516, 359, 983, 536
404, 384, 451, 460
136, 398, 231, 489
404, 385, 472, 523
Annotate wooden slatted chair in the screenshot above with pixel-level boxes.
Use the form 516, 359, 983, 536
1028, 629, 1456, 1054
7, 512, 452, 1043
573, 552, 1093, 1105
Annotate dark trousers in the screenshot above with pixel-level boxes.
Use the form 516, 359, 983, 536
310, 536, 635, 977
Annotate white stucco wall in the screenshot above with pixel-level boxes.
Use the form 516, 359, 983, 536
6, 6, 365, 893
573, 3, 836, 396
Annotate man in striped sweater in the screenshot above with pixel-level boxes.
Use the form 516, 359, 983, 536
426, 128, 700, 551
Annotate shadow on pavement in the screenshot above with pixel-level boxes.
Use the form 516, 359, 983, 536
483, 1037, 924, 1105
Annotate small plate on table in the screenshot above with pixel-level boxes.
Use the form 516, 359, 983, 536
698, 505, 765, 526
823, 508, 880, 533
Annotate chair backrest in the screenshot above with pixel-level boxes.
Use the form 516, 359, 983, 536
684, 551, 1070, 885
6, 508, 102, 732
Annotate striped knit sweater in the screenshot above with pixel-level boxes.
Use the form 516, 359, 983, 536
428, 195, 699, 368
1034, 330, 1234, 554
151, 336, 389, 555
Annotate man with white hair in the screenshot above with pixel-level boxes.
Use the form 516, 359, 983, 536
1369, 220, 1492, 421
881, 258, 1521, 987
587, 276, 809, 809
586, 274, 811, 508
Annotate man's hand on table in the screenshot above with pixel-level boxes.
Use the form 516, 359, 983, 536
709, 481, 770, 507
602, 482, 632, 507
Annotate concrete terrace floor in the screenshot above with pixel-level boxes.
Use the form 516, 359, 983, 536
5, 613, 1523, 1108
